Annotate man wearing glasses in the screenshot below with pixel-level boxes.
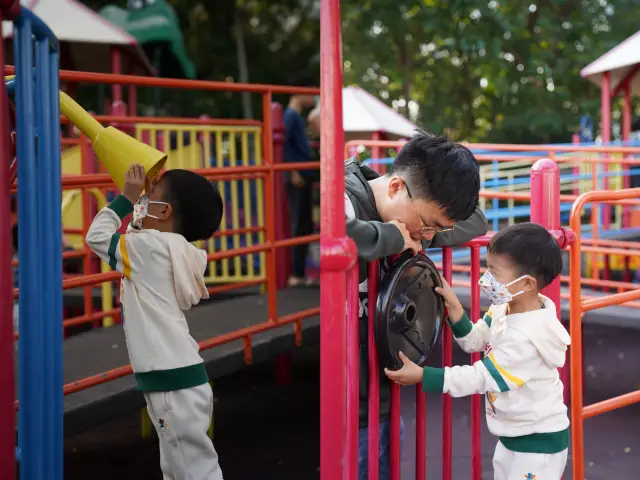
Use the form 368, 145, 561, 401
345, 130, 487, 480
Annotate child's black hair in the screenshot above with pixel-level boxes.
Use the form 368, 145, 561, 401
160, 169, 224, 242
487, 222, 562, 289
390, 130, 479, 222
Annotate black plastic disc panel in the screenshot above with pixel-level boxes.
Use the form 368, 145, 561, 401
375, 252, 445, 370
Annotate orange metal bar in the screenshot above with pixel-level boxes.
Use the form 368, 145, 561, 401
569, 187, 640, 480
582, 390, 640, 419
4, 65, 321, 96
345, 139, 640, 155
73, 115, 263, 127
56, 307, 321, 399
581, 288, 640, 312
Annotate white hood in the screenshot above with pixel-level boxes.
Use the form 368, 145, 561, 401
162, 233, 209, 310
505, 295, 571, 369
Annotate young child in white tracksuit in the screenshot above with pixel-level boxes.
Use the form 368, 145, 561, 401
386, 222, 571, 480
86, 164, 225, 480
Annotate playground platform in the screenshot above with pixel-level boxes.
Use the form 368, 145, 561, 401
63, 323, 640, 480
55, 277, 638, 438
56, 286, 320, 436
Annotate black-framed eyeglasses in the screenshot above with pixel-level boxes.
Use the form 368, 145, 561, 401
404, 180, 454, 235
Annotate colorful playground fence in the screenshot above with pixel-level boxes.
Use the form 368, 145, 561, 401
346, 138, 640, 297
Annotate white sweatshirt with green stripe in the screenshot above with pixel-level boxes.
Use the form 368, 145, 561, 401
85, 195, 210, 392
421, 295, 571, 453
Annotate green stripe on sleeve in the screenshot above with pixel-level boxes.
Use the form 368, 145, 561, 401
481, 356, 509, 392
422, 367, 445, 392
482, 312, 492, 327
108, 195, 134, 219
108, 233, 121, 270
448, 312, 473, 338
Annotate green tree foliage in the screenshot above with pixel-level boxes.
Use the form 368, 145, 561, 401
341, 0, 638, 143
80, 0, 638, 143
81, 0, 319, 117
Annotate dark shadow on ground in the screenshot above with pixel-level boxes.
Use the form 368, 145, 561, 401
64, 324, 640, 480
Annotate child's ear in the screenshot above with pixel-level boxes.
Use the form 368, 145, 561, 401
523, 276, 537, 292
158, 203, 173, 221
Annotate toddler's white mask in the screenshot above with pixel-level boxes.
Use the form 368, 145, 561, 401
478, 271, 530, 305
132, 195, 168, 228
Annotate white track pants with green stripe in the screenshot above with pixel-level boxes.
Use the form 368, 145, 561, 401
493, 441, 567, 480
144, 383, 224, 480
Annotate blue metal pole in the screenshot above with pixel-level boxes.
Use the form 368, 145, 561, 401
15, 14, 45, 480
48, 45, 64, 480
36, 35, 61, 478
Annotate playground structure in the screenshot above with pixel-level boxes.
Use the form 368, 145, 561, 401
320, 2, 640, 480
1, 2, 640, 480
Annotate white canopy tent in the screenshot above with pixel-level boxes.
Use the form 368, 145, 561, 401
581, 30, 640, 97
580, 30, 640, 145
341, 85, 418, 140
2, 0, 154, 75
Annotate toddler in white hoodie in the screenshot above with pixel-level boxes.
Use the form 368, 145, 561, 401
385, 222, 571, 480
86, 164, 224, 480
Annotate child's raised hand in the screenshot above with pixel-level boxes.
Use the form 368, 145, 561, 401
384, 351, 423, 386
435, 277, 464, 323
122, 164, 147, 204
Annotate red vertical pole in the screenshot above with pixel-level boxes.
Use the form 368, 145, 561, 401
622, 79, 632, 225
319, 0, 355, 478
469, 247, 482, 480
600, 73, 612, 286
347, 265, 361, 480
271, 103, 291, 288
441, 247, 453, 480
367, 261, 380, 480
571, 134, 580, 197
389, 381, 401, 480
261, 92, 278, 324
415, 383, 426, 480
111, 47, 123, 104
621, 80, 632, 282
530, 159, 566, 401
0, 9, 16, 476
371, 132, 383, 174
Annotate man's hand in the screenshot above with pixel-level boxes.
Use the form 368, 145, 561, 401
384, 351, 423, 386
435, 278, 464, 323
122, 164, 147, 205
291, 171, 305, 188
389, 220, 421, 255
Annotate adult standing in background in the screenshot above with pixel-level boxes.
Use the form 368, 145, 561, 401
284, 74, 318, 287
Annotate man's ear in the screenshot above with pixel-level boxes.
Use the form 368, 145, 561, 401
158, 203, 173, 221
387, 175, 404, 199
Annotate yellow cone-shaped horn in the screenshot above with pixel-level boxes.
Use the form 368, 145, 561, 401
59, 91, 167, 191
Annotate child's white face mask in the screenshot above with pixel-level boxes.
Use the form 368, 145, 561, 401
478, 271, 529, 305
132, 195, 168, 228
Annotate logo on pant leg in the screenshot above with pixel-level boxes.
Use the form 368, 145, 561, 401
523, 474, 536, 480
158, 418, 166, 432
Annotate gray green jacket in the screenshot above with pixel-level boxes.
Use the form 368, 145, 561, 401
344, 156, 488, 428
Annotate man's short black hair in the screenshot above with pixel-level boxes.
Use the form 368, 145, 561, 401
161, 169, 224, 242
390, 130, 479, 221
487, 222, 563, 290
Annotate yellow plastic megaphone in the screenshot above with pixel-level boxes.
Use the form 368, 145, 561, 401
59, 91, 167, 191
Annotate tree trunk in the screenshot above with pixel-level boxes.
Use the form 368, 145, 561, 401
232, 12, 253, 119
